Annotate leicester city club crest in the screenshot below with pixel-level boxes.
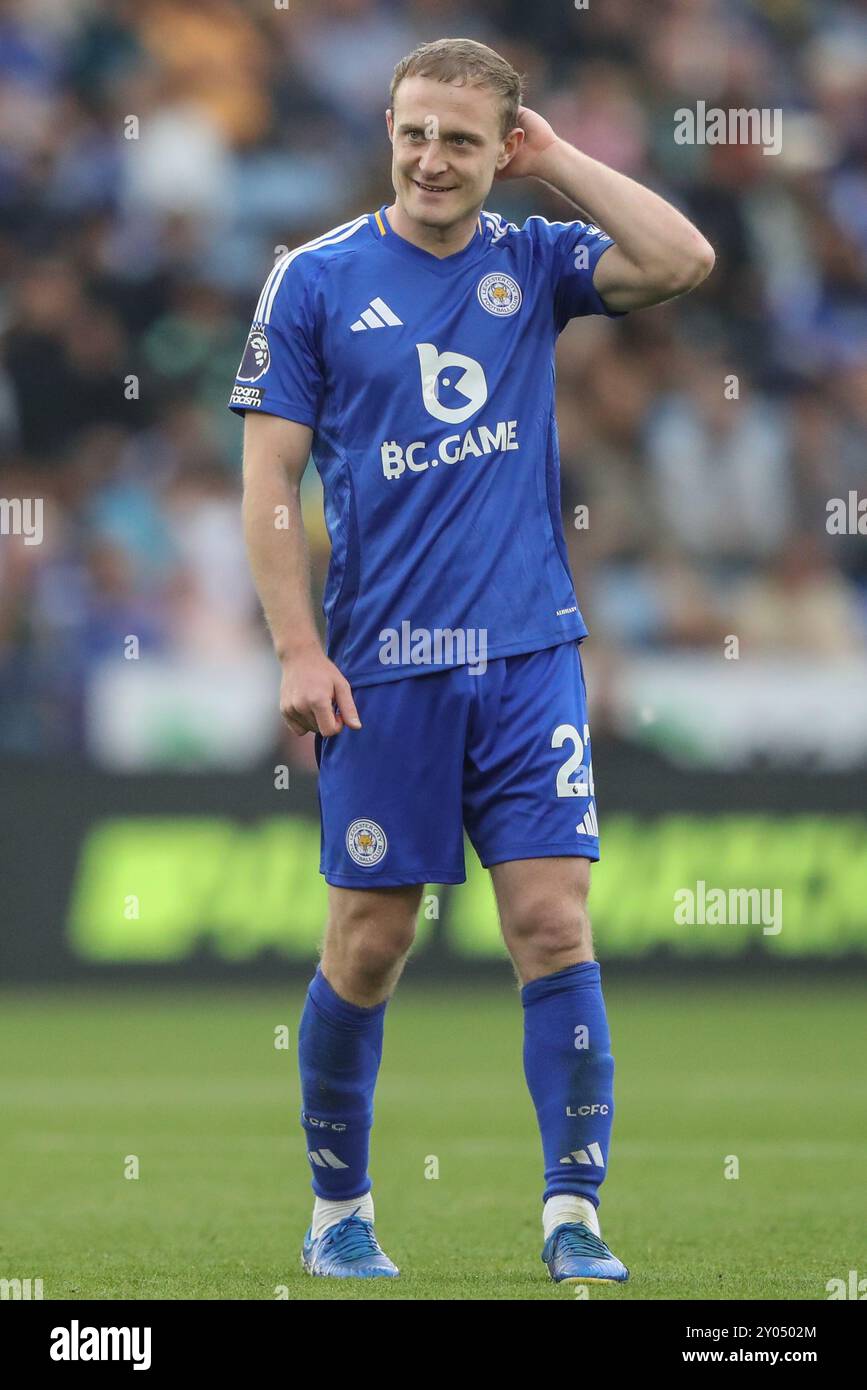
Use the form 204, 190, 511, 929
345, 818, 388, 867
477, 272, 522, 317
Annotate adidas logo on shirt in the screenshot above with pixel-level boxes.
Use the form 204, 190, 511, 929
350, 297, 403, 331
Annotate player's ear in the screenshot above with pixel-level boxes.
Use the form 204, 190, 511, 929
497, 126, 524, 170
385, 108, 394, 140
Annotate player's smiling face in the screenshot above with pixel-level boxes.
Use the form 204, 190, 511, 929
387, 76, 516, 234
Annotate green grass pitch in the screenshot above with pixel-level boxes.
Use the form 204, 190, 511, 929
1, 979, 863, 1300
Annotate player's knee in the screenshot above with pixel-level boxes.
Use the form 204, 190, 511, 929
352, 926, 416, 984
503, 886, 592, 959
327, 896, 417, 976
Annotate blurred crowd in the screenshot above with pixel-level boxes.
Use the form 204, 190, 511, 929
0, 0, 866, 761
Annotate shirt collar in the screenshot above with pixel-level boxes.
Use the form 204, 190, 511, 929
369, 205, 488, 276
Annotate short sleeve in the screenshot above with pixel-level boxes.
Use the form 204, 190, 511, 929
525, 216, 626, 333
228, 258, 324, 426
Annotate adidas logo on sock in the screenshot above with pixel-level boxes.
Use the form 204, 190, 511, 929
308, 1148, 349, 1169
350, 298, 403, 331
559, 1142, 605, 1167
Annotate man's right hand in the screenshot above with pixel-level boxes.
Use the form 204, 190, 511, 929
278, 646, 362, 737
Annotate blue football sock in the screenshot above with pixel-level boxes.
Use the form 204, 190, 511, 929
521, 960, 615, 1207
298, 966, 386, 1201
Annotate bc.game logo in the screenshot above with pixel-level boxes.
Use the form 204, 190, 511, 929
416, 343, 488, 425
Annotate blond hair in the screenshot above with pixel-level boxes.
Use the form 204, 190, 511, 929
390, 38, 523, 140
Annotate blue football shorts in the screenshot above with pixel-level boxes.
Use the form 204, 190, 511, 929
314, 639, 599, 888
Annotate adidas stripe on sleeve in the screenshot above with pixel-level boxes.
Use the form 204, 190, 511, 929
524, 216, 625, 331
228, 218, 371, 424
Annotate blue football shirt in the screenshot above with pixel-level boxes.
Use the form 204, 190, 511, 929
229, 205, 624, 687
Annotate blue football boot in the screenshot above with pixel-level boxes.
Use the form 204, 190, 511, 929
542, 1221, 629, 1283
301, 1210, 399, 1279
